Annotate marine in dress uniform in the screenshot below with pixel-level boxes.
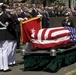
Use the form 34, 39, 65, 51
6, 12, 17, 67
0, 4, 16, 72
12, 7, 27, 49
13, 7, 30, 49
62, 13, 74, 28
11, 9, 21, 49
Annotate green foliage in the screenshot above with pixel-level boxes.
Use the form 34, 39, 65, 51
22, 0, 28, 3
54, 0, 66, 6
44, 0, 66, 7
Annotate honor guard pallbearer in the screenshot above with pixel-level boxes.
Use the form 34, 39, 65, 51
0, 3, 16, 72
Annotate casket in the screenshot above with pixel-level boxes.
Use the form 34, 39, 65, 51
21, 17, 76, 72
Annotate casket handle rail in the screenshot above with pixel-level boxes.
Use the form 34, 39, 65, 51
21, 45, 76, 56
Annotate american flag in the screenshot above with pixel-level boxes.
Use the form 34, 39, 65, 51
31, 27, 71, 49
64, 26, 76, 42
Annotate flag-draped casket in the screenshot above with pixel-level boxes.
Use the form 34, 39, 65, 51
31, 27, 71, 49
21, 17, 76, 72
21, 17, 76, 49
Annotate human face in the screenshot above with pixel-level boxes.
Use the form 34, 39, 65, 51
65, 16, 69, 20
16, 8, 21, 15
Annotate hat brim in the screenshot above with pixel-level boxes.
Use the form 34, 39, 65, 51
0, 4, 6, 10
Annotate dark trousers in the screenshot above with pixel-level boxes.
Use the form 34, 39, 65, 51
16, 31, 21, 48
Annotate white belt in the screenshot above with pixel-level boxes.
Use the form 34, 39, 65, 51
0, 27, 6, 30
0, 21, 8, 27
